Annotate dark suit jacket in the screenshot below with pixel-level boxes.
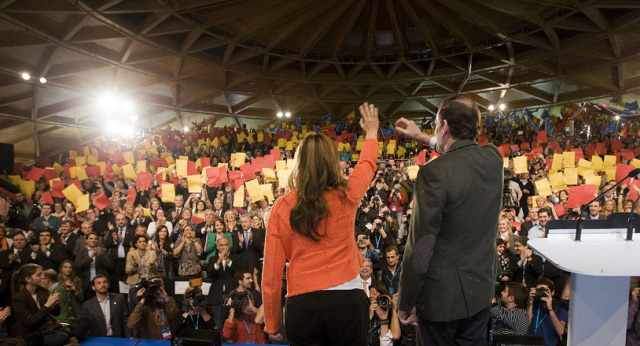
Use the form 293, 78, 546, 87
0, 247, 34, 295
104, 226, 136, 260
81, 293, 131, 337
206, 253, 240, 305
74, 246, 111, 291
60, 233, 80, 260
32, 243, 69, 270
231, 228, 265, 271
509, 253, 544, 290
397, 139, 503, 321
11, 287, 61, 336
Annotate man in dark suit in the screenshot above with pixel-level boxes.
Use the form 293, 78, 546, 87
32, 229, 69, 270
509, 236, 544, 290
75, 233, 110, 300
196, 210, 216, 245
519, 207, 541, 238
231, 214, 265, 273
587, 200, 606, 220
0, 232, 34, 306
206, 236, 239, 328
517, 172, 536, 218
103, 213, 135, 292
167, 194, 185, 224
81, 275, 131, 337
58, 220, 80, 259
86, 207, 109, 238
129, 206, 152, 229
396, 95, 503, 345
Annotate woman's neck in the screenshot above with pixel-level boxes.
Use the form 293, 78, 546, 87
26, 283, 37, 295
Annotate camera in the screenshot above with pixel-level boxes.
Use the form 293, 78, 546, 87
131, 278, 163, 302
375, 222, 383, 230
183, 287, 207, 311
383, 211, 390, 218
228, 290, 250, 310
377, 296, 390, 311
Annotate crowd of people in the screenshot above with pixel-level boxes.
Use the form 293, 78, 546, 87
0, 102, 638, 346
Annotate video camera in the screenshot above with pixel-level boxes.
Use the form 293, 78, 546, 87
228, 290, 251, 310
131, 278, 163, 303
183, 278, 208, 311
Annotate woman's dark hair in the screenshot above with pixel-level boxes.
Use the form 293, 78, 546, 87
133, 234, 148, 246
12, 263, 41, 295
289, 133, 349, 241
437, 95, 481, 140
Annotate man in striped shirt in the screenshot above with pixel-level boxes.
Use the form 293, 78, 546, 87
491, 282, 529, 335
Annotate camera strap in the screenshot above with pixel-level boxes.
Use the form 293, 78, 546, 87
241, 317, 253, 339
154, 300, 166, 326
534, 306, 548, 333
374, 233, 382, 248
189, 312, 200, 330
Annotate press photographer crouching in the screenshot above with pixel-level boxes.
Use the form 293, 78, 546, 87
222, 289, 265, 344
368, 282, 401, 346
127, 276, 179, 340
171, 278, 215, 335
526, 278, 568, 346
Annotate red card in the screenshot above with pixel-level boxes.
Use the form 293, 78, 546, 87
585, 144, 594, 159
566, 186, 583, 209
127, 188, 136, 204
51, 180, 65, 198
429, 152, 440, 160
160, 157, 169, 167
554, 204, 565, 217
622, 149, 634, 161
497, 145, 509, 157
537, 131, 547, 144
44, 168, 57, 182
200, 158, 210, 169
192, 216, 204, 225
98, 153, 110, 162
38, 156, 51, 167
85, 166, 100, 177
93, 193, 111, 210
206, 167, 220, 187
416, 151, 427, 165
155, 172, 165, 185
26, 167, 45, 181
136, 172, 153, 190
611, 140, 622, 152
41, 191, 54, 205
150, 157, 160, 169
520, 142, 530, 150
595, 142, 606, 155
218, 166, 228, 183
581, 184, 597, 206
616, 164, 634, 183
68, 180, 82, 190
477, 136, 487, 146
63, 164, 71, 178
232, 178, 244, 191
239, 163, 255, 180
187, 161, 198, 175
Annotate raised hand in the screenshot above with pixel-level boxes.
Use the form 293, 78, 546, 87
359, 102, 380, 139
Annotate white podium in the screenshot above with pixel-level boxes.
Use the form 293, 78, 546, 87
528, 214, 640, 346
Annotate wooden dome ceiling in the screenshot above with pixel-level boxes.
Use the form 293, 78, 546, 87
1, 0, 640, 159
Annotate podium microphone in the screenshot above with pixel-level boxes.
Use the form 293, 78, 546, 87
575, 167, 640, 241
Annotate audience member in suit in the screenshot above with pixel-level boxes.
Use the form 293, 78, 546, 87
129, 206, 152, 229
0, 233, 34, 306
359, 259, 380, 298
103, 213, 136, 292
75, 233, 110, 300
81, 275, 131, 338
587, 200, 606, 220
206, 236, 239, 328
519, 207, 541, 238
86, 207, 109, 238
167, 195, 185, 224
211, 198, 229, 219
509, 236, 544, 290
32, 203, 62, 235
231, 214, 265, 273
57, 220, 80, 260
196, 209, 216, 246
31, 229, 69, 270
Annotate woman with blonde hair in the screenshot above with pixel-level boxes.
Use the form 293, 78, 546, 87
262, 102, 379, 344
496, 218, 517, 256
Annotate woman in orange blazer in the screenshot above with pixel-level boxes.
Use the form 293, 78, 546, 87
262, 103, 379, 345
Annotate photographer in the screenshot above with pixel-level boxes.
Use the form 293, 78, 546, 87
356, 232, 379, 264
222, 291, 265, 344
368, 282, 400, 346
127, 277, 179, 340
171, 284, 215, 334
368, 170, 390, 208
527, 278, 568, 346
387, 182, 406, 227
490, 282, 529, 336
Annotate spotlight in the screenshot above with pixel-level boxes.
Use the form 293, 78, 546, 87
277, 111, 283, 118
128, 115, 138, 122
615, 115, 620, 120
121, 125, 133, 137
122, 100, 134, 113
97, 94, 116, 111
499, 104, 506, 111
183, 126, 189, 132
488, 105, 495, 111
21, 73, 30, 81
285, 111, 291, 118
39, 77, 47, 84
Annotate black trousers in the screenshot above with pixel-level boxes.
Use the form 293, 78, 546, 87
285, 289, 369, 346
416, 306, 491, 346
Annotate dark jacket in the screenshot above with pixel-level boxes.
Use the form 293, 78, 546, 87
11, 287, 63, 337
206, 253, 240, 306
397, 139, 503, 321
81, 293, 131, 338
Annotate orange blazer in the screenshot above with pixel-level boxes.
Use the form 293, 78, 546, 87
262, 138, 378, 334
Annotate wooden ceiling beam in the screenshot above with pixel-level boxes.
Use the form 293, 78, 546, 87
386, 0, 405, 59
36, 97, 86, 119
330, 0, 367, 59
0, 91, 31, 106
514, 85, 554, 103
297, 0, 354, 58
415, 98, 438, 115
382, 101, 404, 119
413, 0, 473, 46
364, 0, 380, 60
231, 95, 264, 114
398, 0, 439, 55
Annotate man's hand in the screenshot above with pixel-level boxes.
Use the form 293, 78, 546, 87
395, 118, 428, 142
540, 293, 553, 310
269, 333, 284, 342
398, 306, 418, 326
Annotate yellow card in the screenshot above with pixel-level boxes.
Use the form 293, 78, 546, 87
136, 161, 147, 173
503, 158, 509, 168
220, 136, 229, 144
577, 158, 591, 169
278, 169, 292, 188
143, 208, 151, 217
83, 146, 90, 156
176, 159, 188, 178
277, 138, 286, 147
257, 132, 264, 142
605, 167, 617, 181
148, 146, 159, 156
562, 152, 575, 168
579, 169, 596, 177
187, 175, 201, 193
53, 162, 64, 174
217, 163, 228, 168
76, 194, 90, 213
212, 137, 219, 147
123, 152, 135, 165
564, 167, 578, 185
245, 179, 263, 202
386, 144, 396, 155
338, 143, 345, 151
287, 159, 294, 169
631, 158, 640, 169
604, 155, 617, 167
62, 184, 83, 205
69, 150, 77, 159
233, 186, 245, 208
70, 167, 87, 180
548, 172, 566, 189
408, 165, 420, 180
260, 184, 275, 204
591, 155, 603, 171
247, 134, 254, 144
161, 183, 175, 203
87, 154, 98, 166
19, 180, 35, 196
397, 146, 406, 157
262, 168, 277, 182
122, 163, 137, 180
97, 162, 106, 175
75, 156, 87, 167
164, 156, 175, 165
584, 175, 602, 187
285, 141, 293, 151
356, 138, 364, 151
352, 153, 360, 160
275, 160, 287, 171
234, 153, 246, 168
179, 156, 189, 161
161, 152, 172, 158
534, 179, 552, 197
513, 156, 528, 174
